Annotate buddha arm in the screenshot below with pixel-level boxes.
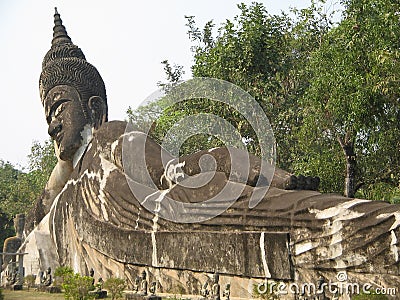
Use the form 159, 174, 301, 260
42, 159, 73, 213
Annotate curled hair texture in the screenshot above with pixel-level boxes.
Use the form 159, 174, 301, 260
42, 44, 86, 69
39, 57, 108, 121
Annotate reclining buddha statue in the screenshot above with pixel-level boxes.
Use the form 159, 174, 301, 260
20, 8, 400, 298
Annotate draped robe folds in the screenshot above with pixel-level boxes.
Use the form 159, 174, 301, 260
20, 121, 400, 296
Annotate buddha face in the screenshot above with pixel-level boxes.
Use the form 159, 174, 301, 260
44, 85, 89, 161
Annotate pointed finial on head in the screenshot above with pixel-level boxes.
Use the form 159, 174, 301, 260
52, 7, 72, 46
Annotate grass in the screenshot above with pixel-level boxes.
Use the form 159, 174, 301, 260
2, 289, 195, 300
2, 289, 65, 300
2, 289, 117, 300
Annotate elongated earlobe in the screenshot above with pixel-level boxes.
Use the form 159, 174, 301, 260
88, 96, 107, 129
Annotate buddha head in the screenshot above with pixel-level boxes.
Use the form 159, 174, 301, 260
39, 8, 107, 162
13, 213, 25, 238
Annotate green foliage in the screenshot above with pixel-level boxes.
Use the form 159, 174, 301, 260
157, 60, 185, 92
0, 139, 56, 249
103, 277, 126, 300
357, 182, 400, 203
128, 0, 400, 199
0, 140, 56, 218
26, 139, 57, 195
62, 273, 95, 300
0, 161, 20, 250
0, 210, 14, 251
0, 160, 19, 201
292, 130, 345, 194
0, 288, 3, 300
187, 3, 294, 160
24, 275, 36, 290
54, 266, 74, 287
298, 0, 400, 197
137, 2, 333, 167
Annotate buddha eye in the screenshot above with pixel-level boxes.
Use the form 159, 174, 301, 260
54, 103, 65, 117
47, 99, 70, 123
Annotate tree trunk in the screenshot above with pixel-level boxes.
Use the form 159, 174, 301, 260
344, 145, 356, 198
338, 136, 357, 198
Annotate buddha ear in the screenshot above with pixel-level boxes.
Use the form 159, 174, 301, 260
88, 96, 107, 130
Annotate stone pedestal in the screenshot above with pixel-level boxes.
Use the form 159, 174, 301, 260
48, 286, 62, 293
12, 284, 22, 291
89, 290, 107, 298
125, 294, 143, 300
36, 285, 61, 293
125, 293, 161, 300
4, 284, 23, 291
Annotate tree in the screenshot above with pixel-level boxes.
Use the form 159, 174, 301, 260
0, 139, 56, 249
0, 211, 14, 251
63, 273, 95, 300
128, 0, 399, 200
54, 265, 74, 287
150, 2, 332, 165
26, 139, 57, 191
186, 3, 293, 159
0, 160, 20, 202
298, 0, 400, 198
0, 161, 20, 250
24, 275, 36, 290
104, 278, 126, 300
0, 140, 56, 218
131, 4, 287, 159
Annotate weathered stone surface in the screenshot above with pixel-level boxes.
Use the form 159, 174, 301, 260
19, 8, 400, 299
2, 214, 24, 270
23, 122, 399, 287
156, 231, 291, 279
125, 294, 161, 300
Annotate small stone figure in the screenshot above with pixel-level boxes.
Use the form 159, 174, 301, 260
148, 280, 162, 300
89, 268, 95, 286
222, 283, 230, 300
38, 271, 43, 282
5, 267, 23, 290
89, 277, 108, 299
6, 267, 17, 285
139, 270, 148, 296
149, 281, 157, 295
200, 282, 209, 299
2, 214, 25, 271
133, 276, 140, 293
211, 273, 220, 300
41, 267, 52, 286
15, 270, 21, 286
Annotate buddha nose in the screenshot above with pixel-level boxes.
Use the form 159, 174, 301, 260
48, 120, 62, 138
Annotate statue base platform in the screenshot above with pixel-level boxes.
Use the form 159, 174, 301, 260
89, 290, 107, 298
12, 284, 22, 290
48, 286, 62, 293
4, 284, 23, 291
125, 293, 161, 300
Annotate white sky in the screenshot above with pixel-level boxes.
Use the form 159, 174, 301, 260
0, 0, 338, 169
